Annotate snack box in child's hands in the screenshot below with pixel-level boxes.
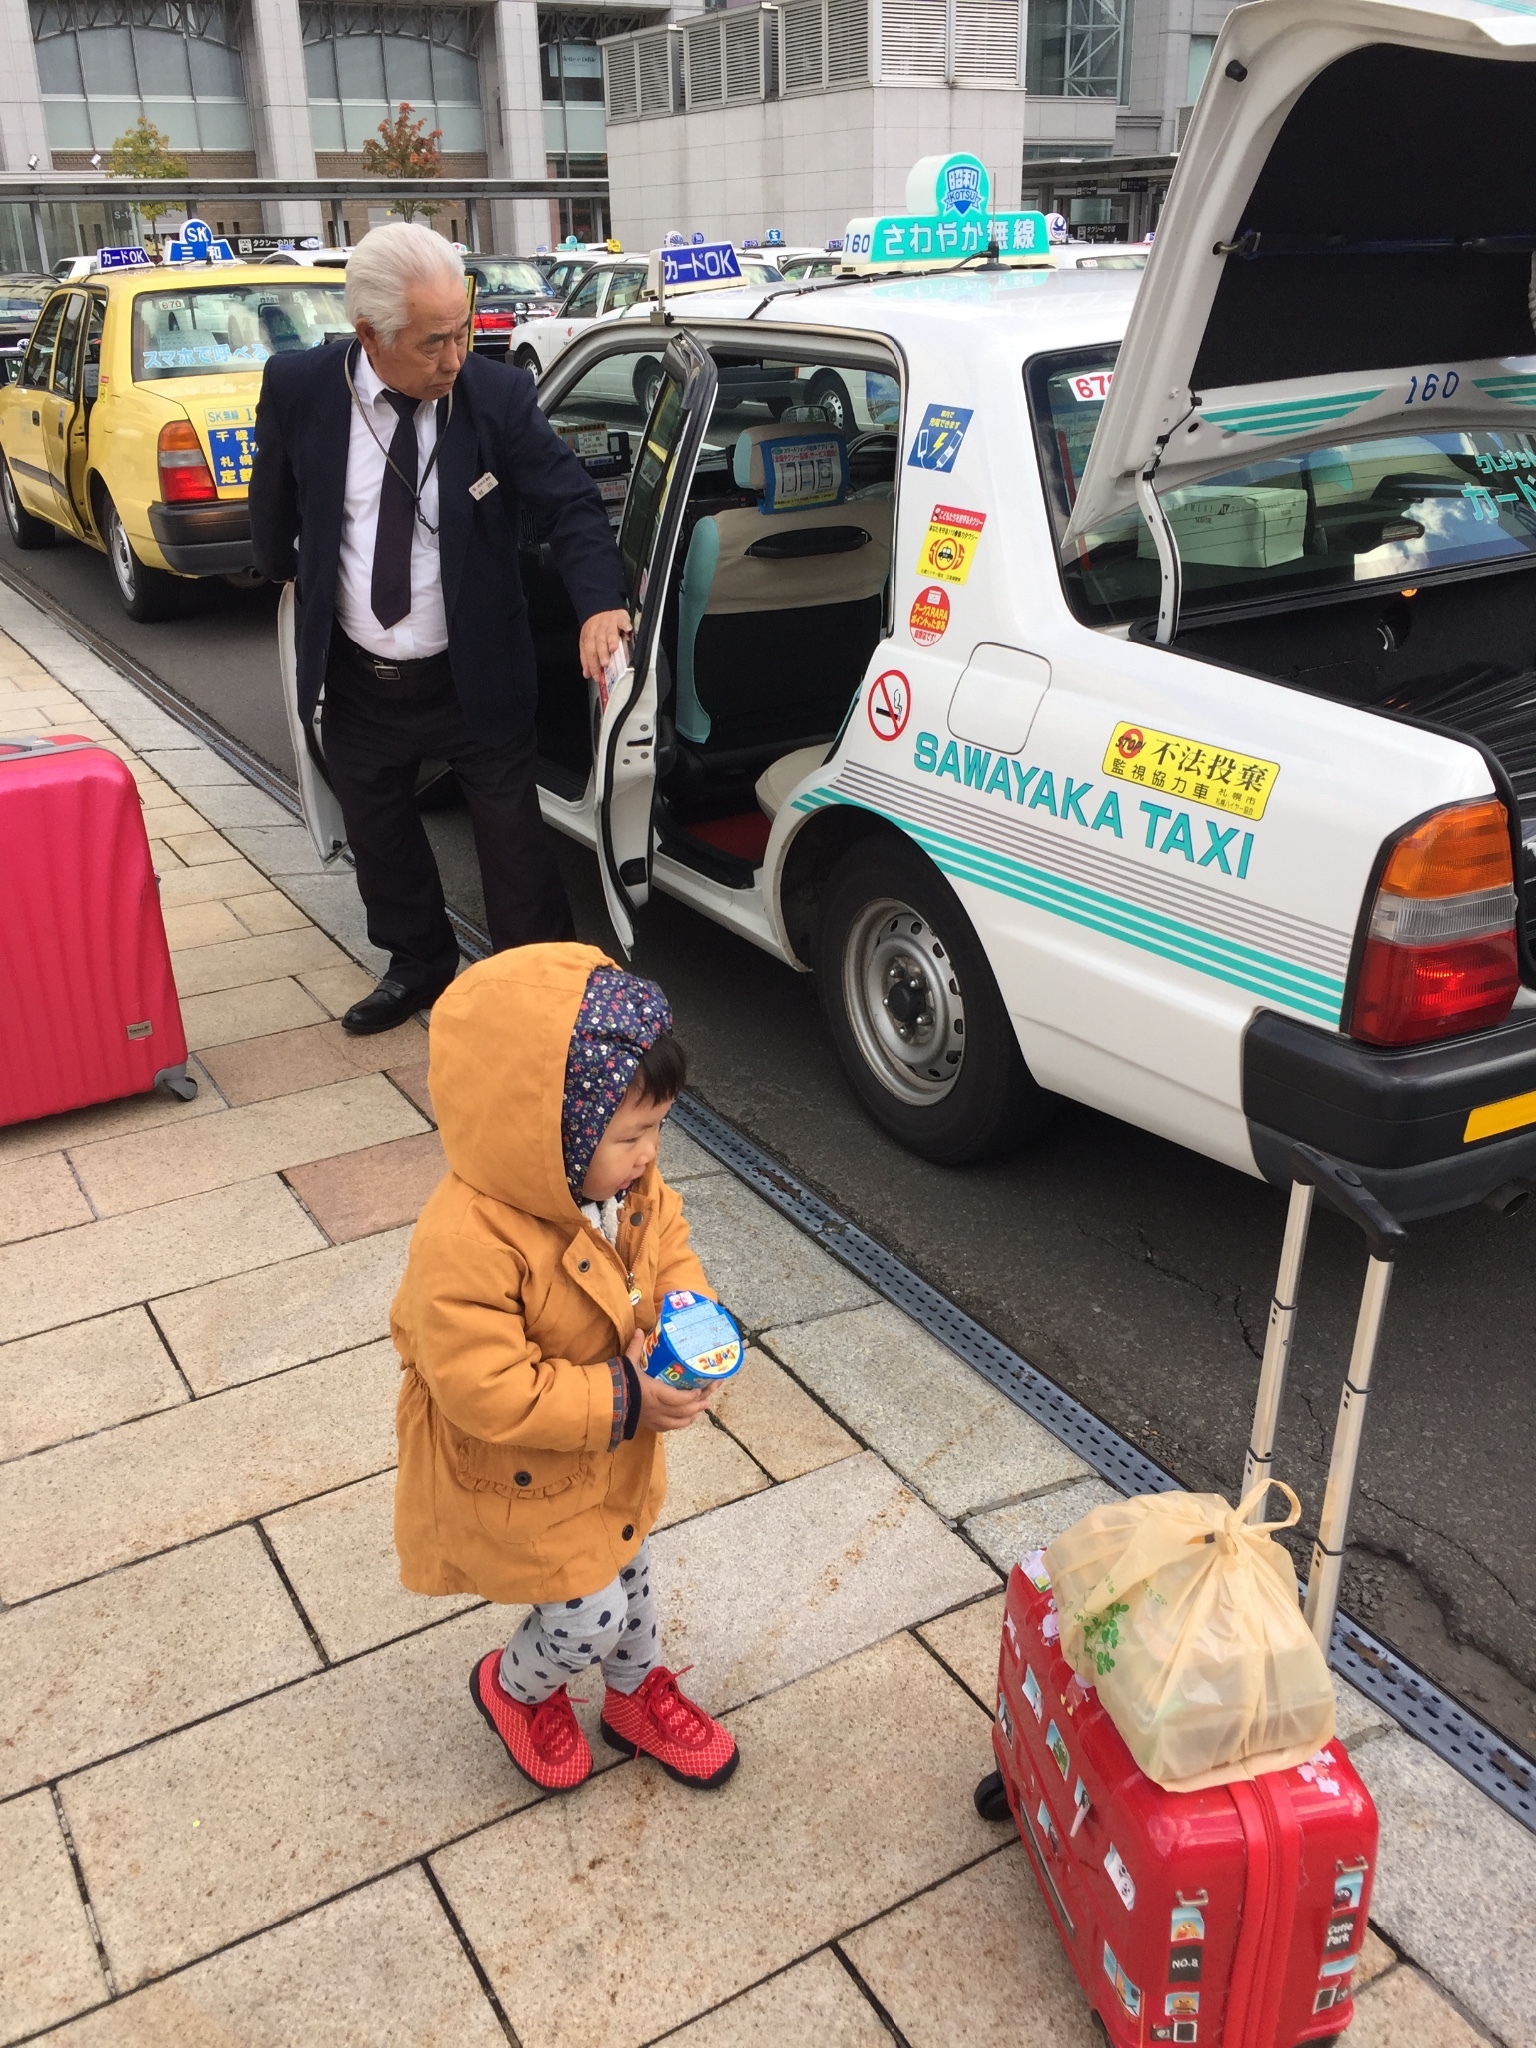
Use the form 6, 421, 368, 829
643, 1290, 744, 1391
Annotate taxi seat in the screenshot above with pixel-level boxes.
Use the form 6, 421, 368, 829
258, 302, 306, 353
224, 305, 260, 355
672, 422, 892, 768
755, 743, 830, 820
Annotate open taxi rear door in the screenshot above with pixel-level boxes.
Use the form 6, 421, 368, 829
1065, 0, 1536, 620
593, 328, 717, 952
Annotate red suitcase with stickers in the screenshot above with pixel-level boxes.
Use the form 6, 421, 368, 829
978, 1148, 1401, 2046
0, 735, 195, 1127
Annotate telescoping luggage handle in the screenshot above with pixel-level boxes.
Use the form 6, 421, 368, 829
1242, 1144, 1408, 1655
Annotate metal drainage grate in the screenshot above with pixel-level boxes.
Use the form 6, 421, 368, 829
669, 1092, 1536, 1837
18, 558, 1530, 1835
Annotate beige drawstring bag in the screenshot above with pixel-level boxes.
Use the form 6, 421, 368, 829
1042, 1483, 1336, 1792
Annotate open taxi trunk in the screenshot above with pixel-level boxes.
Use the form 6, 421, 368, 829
1059, 0, 1536, 940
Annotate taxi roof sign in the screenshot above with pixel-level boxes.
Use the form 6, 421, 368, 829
659, 241, 741, 287
841, 153, 1052, 275
97, 245, 152, 270
167, 217, 235, 265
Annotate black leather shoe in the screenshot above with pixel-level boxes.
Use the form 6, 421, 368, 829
341, 974, 451, 1036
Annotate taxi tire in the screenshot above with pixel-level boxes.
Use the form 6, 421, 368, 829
815, 836, 1055, 1166
101, 493, 180, 623
1, 458, 54, 550
633, 357, 664, 415
806, 371, 854, 432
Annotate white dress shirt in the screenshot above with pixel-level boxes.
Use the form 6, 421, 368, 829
335, 345, 449, 660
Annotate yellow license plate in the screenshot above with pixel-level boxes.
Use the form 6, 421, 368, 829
1102, 722, 1280, 821
1464, 1088, 1536, 1143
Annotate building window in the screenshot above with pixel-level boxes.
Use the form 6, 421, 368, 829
1185, 31, 1214, 103
31, 0, 251, 154
1024, 0, 1127, 98
301, 4, 485, 154
544, 151, 607, 242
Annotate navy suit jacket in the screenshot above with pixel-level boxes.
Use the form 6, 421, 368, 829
250, 340, 628, 745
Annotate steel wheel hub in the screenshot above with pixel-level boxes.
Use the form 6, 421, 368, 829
843, 898, 965, 1104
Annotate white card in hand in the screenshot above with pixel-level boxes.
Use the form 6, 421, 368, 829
598, 639, 631, 708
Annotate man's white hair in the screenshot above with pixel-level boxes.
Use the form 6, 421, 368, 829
346, 222, 464, 345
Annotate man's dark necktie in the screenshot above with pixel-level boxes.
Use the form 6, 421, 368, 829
371, 388, 419, 630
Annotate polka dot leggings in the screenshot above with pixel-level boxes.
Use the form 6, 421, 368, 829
499, 1542, 659, 1704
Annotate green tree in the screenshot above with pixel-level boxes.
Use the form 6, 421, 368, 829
107, 116, 188, 247
361, 103, 444, 221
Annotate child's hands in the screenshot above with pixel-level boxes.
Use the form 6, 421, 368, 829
626, 1328, 711, 1433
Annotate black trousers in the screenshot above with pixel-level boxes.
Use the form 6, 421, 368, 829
320, 644, 575, 989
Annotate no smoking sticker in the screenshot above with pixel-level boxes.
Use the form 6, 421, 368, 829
909, 584, 951, 645
867, 670, 911, 741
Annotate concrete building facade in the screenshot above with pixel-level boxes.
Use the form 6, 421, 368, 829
0, 0, 1234, 269
600, 0, 1239, 252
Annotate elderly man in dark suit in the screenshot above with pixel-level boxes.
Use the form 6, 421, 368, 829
251, 222, 630, 1035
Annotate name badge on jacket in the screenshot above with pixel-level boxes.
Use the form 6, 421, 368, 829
469, 472, 498, 501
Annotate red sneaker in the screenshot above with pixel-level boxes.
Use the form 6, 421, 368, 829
600, 1666, 739, 1789
470, 1651, 592, 1793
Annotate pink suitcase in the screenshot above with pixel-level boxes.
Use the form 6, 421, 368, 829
0, 735, 195, 1126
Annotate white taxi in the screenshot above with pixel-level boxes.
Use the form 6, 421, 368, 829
295, 0, 1536, 1220
511, 248, 786, 383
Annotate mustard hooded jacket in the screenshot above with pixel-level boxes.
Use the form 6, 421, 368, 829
391, 943, 710, 1605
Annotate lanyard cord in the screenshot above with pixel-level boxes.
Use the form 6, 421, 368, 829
344, 341, 450, 537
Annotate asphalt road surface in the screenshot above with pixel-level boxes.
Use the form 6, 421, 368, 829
9, 526, 1535, 1756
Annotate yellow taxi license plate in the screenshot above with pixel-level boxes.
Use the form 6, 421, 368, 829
1102, 722, 1280, 821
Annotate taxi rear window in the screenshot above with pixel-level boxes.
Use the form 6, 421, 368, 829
1029, 345, 1536, 625
132, 283, 350, 381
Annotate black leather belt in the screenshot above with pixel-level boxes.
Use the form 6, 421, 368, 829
334, 629, 451, 686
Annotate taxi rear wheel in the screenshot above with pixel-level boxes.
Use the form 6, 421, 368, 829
815, 836, 1055, 1166
1, 458, 54, 550
101, 494, 180, 623
806, 371, 854, 431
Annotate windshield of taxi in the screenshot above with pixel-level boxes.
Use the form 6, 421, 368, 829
467, 261, 548, 296
132, 281, 350, 381
1030, 344, 1536, 625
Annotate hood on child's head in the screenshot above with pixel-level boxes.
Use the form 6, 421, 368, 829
427, 943, 672, 1221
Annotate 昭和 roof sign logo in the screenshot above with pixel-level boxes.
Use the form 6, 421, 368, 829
943, 161, 983, 215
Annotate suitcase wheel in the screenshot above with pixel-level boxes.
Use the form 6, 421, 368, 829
973, 1769, 1011, 1823
155, 1065, 198, 1103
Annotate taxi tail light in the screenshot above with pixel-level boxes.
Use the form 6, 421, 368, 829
157, 420, 217, 504
1348, 799, 1521, 1046
474, 309, 516, 330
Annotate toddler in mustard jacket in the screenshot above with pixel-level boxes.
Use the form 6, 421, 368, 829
391, 942, 738, 1792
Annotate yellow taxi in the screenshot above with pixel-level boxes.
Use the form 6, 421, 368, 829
0, 261, 349, 620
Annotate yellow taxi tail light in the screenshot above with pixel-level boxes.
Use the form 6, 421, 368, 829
1377, 798, 1513, 898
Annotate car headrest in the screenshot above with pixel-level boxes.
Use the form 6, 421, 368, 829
732, 424, 849, 513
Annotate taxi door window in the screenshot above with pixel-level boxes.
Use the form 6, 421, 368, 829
619, 375, 686, 607
546, 344, 651, 528
22, 294, 66, 390
51, 292, 87, 398
607, 268, 647, 313
564, 270, 605, 319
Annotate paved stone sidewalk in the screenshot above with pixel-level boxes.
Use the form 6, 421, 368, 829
0, 591, 1531, 2047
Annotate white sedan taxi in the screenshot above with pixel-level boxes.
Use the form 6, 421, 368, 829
299, 0, 1536, 1219
511, 249, 785, 383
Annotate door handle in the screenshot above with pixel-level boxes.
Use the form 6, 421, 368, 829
56, 412, 65, 438
30, 409, 38, 425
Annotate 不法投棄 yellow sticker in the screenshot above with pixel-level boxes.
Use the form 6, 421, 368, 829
1102, 722, 1280, 821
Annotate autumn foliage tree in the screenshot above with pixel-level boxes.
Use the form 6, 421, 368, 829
361, 103, 445, 221
108, 115, 189, 246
